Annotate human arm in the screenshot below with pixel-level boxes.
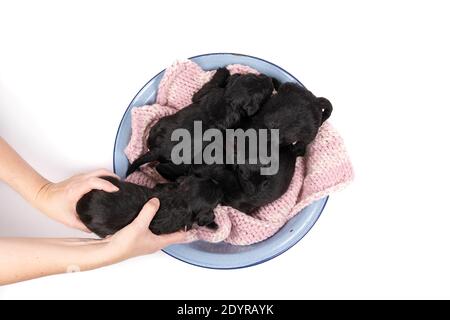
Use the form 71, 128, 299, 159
0, 137, 119, 231
0, 198, 186, 285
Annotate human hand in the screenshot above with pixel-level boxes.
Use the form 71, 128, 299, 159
34, 169, 120, 232
102, 198, 187, 262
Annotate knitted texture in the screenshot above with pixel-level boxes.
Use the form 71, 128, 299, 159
125, 60, 353, 245
156, 61, 259, 110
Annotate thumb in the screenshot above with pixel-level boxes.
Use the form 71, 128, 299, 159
132, 198, 160, 230
159, 230, 188, 246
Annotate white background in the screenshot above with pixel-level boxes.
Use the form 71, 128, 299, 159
1, 0, 449, 299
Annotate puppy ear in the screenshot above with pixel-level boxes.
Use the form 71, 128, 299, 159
291, 143, 307, 157
316, 97, 333, 124
192, 68, 230, 103
196, 208, 216, 227
244, 77, 273, 116
213, 67, 231, 87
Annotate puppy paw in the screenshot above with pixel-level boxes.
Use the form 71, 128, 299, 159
291, 143, 307, 157
206, 221, 219, 230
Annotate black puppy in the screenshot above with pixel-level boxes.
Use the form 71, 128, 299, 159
189, 146, 296, 214
76, 176, 222, 237
155, 82, 332, 181
230, 146, 296, 212
248, 82, 333, 156
126, 68, 274, 176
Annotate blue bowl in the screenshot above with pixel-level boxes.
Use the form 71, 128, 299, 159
113, 53, 328, 269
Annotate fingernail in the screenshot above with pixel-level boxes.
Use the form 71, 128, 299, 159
150, 198, 159, 205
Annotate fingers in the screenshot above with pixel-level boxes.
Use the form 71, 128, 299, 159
82, 177, 120, 194
132, 198, 160, 230
158, 230, 188, 246
85, 168, 120, 180
70, 178, 118, 202
72, 218, 93, 233
75, 223, 92, 233
72, 171, 120, 200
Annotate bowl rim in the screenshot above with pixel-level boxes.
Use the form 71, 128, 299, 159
163, 197, 328, 270
113, 52, 328, 269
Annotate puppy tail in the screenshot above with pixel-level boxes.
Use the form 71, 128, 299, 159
126, 151, 158, 176
317, 97, 333, 124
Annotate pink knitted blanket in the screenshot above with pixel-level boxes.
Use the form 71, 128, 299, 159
125, 60, 353, 245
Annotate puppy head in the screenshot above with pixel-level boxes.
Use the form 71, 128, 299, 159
149, 195, 194, 235
177, 175, 222, 229
277, 83, 333, 124
262, 83, 333, 147
76, 176, 153, 238
77, 176, 194, 236
315, 97, 333, 124
225, 73, 274, 116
